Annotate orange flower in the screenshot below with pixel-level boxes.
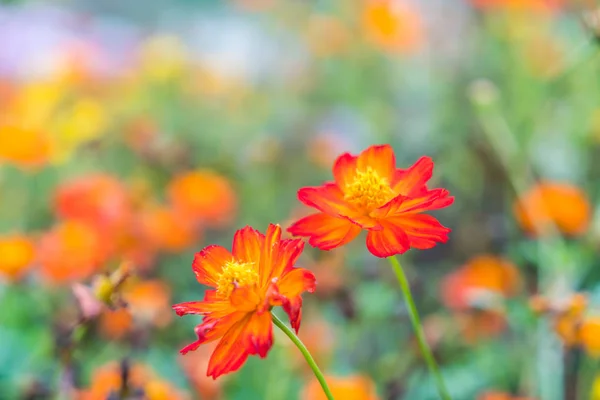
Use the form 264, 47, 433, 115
288, 144, 453, 258
580, 317, 600, 357
442, 255, 521, 310
302, 374, 379, 400
173, 224, 316, 379
167, 170, 237, 228
514, 181, 591, 236
362, 0, 423, 54
99, 308, 133, 340
0, 235, 36, 280
530, 293, 587, 346
0, 125, 50, 168
54, 174, 131, 233
79, 361, 188, 400
139, 205, 199, 252
38, 220, 107, 284
456, 310, 507, 343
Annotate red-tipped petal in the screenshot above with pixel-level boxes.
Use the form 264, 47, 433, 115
392, 156, 434, 196
365, 221, 411, 257
232, 225, 264, 265
207, 317, 252, 379
193, 245, 234, 287
265, 237, 305, 285
278, 268, 316, 298
243, 311, 273, 358
297, 184, 358, 217
283, 296, 304, 333
356, 144, 396, 181
333, 153, 358, 189
287, 213, 361, 251
391, 214, 451, 250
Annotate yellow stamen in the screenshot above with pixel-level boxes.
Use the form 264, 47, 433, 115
344, 166, 395, 211
216, 260, 259, 299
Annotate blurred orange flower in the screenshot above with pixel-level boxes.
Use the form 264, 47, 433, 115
99, 308, 133, 340
79, 361, 188, 400
514, 181, 591, 236
178, 342, 222, 400
173, 224, 315, 379
139, 205, 199, 252
126, 279, 173, 328
168, 170, 237, 228
0, 125, 50, 168
530, 293, 587, 346
456, 310, 507, 343
580, 317, 600, 357
38, 220, 107, 284
442, 255, 521, 310
0, 235, 36, 281
302, 374, 379, 400
54, 174, 132, 233
362, 0, 423, 54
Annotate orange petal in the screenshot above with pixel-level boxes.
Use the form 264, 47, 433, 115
298, 183, 359, 218
372, 189, 453, 218
278, 268, 317, 299
258, 224, 282, 286
287, 213, 361, 250
265, 237, 305, 286
232, 226, 264, 265
282, 296, 304, 333
365, 220, 410, 257
390, 214, 451, 249
173, 290, 232, 318
356, 144, 395, 181
333, 153, 358, 189
392, 156, 433, 195
242, 311, 273, 358
193, 245, 234, 287
207, 316, 252, 378
230, 285, 261, 312
180, 311, 244, 355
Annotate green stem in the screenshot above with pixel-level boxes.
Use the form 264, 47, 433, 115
272, 313, 335, 400
388, 255, 452, 400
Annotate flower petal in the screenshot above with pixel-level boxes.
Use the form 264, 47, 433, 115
173, 290, 232, 317
232, 226, 264, 265
207, 315, 252, 379
365, 220, 411, 257
287, 213, 361, 251
278, 268, 316, 299
193, 245, 234, 287
265, 237, 305, 286
333, 153, 358, 189
392, 156, 434, 196
372, 189, 453, 218
356, 144, 396, 181
230, 285, 261, 312
242, 311, 273, 358
180, 311, 245, 355
390, 214, 451, 250
258, 224, 282, 286
282, 296, 304, 333
297, 183, 359, 218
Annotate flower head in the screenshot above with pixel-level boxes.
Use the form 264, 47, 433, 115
0, 235, 36, 281
173, 224, 316, 379
288, 144, 453, 257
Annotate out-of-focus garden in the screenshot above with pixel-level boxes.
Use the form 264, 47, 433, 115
1, 0, 600, 399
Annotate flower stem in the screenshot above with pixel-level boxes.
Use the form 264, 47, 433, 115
272, 313, 335, 400
388, 255, 451, 400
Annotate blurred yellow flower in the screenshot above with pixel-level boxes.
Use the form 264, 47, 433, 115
0, 125, 50, 168
139, 35, 188, 83
0, 235, 36, 281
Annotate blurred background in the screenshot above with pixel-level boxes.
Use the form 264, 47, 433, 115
1, 0, 600, 399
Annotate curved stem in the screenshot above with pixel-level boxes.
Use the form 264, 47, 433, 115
272, 313, 335, 400
388, 255, 452, 400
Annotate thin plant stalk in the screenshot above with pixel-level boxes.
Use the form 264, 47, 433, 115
388, 255, 452, 400
272, 313, 335, 400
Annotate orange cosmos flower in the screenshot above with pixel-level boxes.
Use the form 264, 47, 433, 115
167, 169, 237, 228
173, 224, 316, 379
138, 204, 199, 252
514, 181, 591, 236
580, 317, 600, 357
0, 235, 36, 281
302, 374, 379, 400
288, 144, 453, 258
38, 220, 107, 284
362, 0, 423, 54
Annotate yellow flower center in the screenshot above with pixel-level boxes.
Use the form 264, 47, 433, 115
216, 260, 259, 299
344, 167, 395, 211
